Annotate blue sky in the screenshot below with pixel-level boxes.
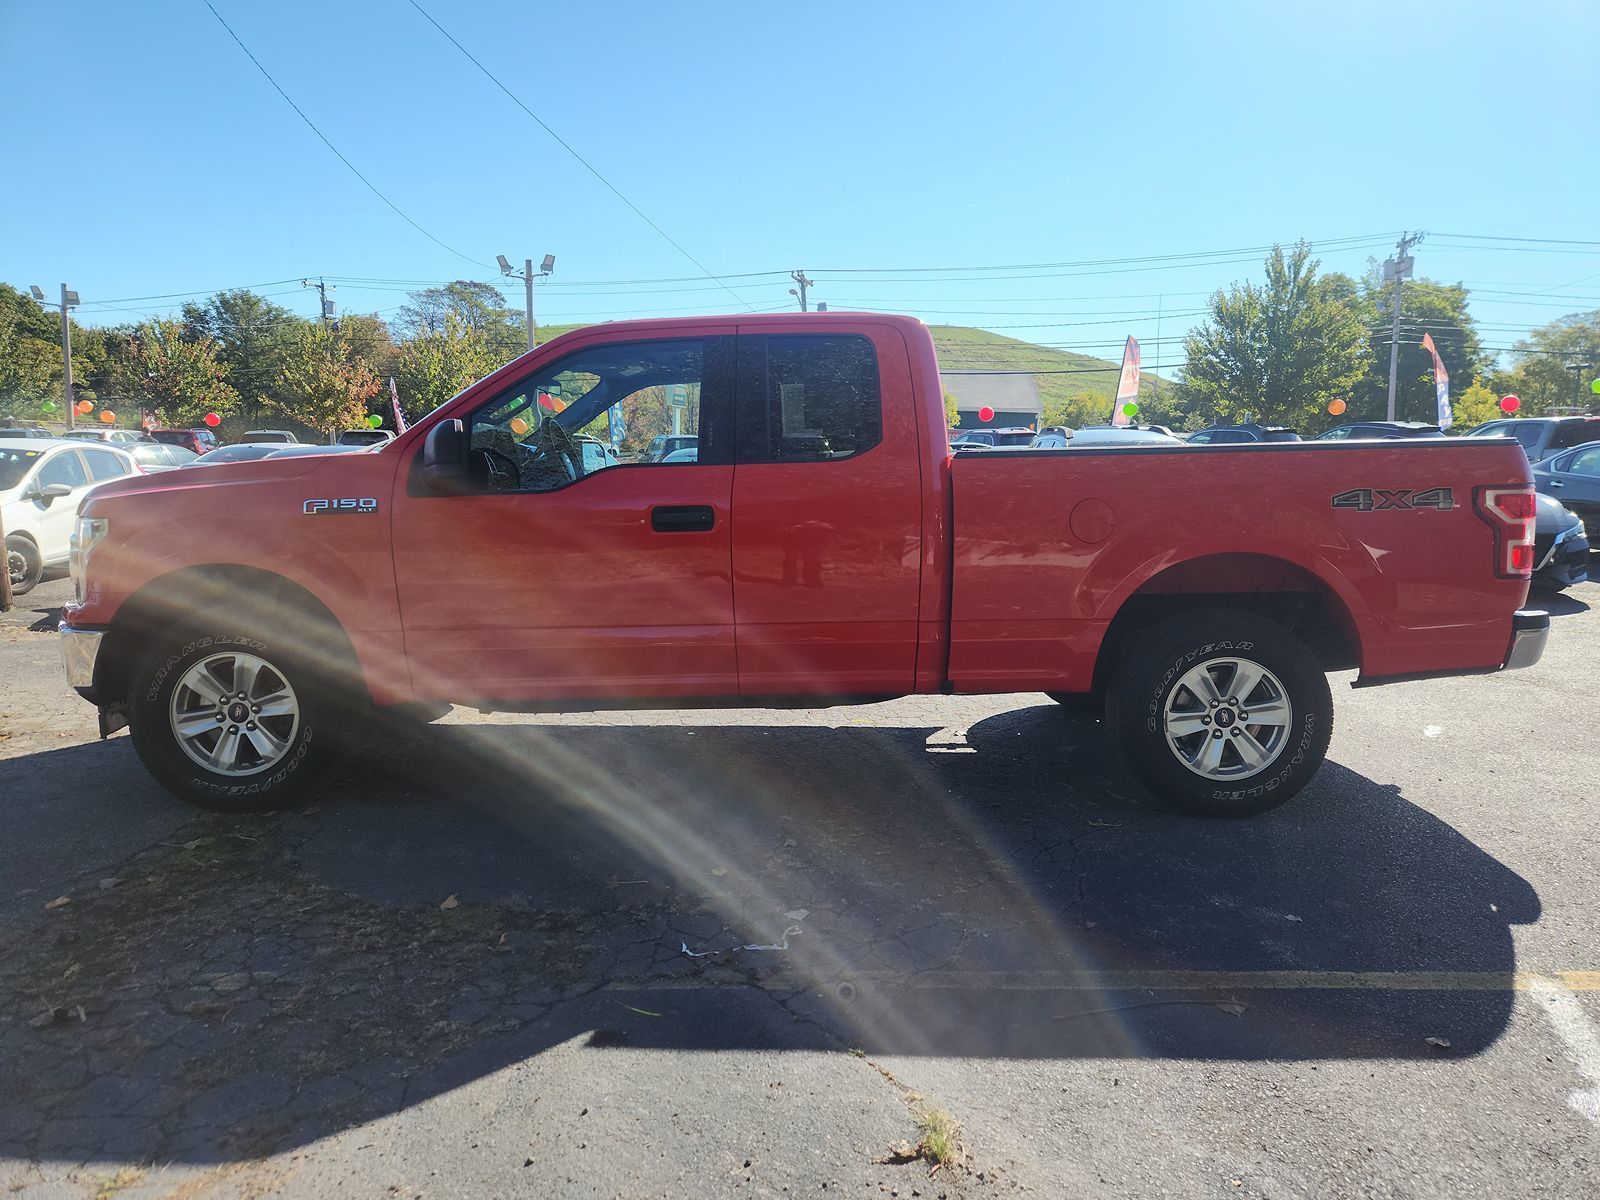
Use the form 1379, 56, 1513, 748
4, 0, 1598, 372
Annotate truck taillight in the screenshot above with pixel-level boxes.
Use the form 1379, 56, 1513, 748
1475, 486, 1536, 578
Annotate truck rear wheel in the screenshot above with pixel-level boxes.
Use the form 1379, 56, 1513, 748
1105, 609, 1332, 817
128, 625, 346, 813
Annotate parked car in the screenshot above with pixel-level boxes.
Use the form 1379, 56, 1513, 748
1188, 422, 1301, 444
661, 446, 699, 463
240, 429, 300, 445
1464, 415, 1600, 464
336, 428, 396, 447
185, 443, 369, 468
150, 428, 221, 456
1316, 422, 1444, 441
1028, 427, 1073, 449
0, 426, 54, 439
951, 427, 1037, 449
1067, 426, 1187, 448
128, 442, 200, 473
2, 438, 139, 594
1532, 439, 1600, 541
63, 429, 152, 445
575, 436, 622, 472
642, 433, 697, 462
1531, 493, 1590, 592
62, 313, 1546, 819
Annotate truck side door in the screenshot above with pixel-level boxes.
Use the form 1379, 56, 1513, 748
730, 327, 923, 695
392, 331, 739, 700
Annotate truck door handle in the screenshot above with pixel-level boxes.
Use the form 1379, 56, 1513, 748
651, 504, 716, 533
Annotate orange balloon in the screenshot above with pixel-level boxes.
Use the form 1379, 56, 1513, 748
99, 409, 116, 424
76, 399, 93, 415
1328, 399, 1347, 416
509, 416, 530, 436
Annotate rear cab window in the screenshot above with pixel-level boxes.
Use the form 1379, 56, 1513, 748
737, 334, 882, 463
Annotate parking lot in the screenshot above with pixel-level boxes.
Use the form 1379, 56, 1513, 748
2, 571, 1597, 1198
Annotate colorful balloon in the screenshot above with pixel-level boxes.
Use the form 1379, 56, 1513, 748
76, 399, 93, 415
977, 405, 995, 423
1121, 401, 1139, 418
40, 401, 56, 413
203, 412, 221, 427
98, 409, 116, 424
1328, 398, 1347, 416
1500, 395, 1521, 414
1591, 378, 1600, 395
366, 414, 383, 428
509, 416, 531, 436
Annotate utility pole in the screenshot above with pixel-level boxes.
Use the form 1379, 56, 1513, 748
788, 270, 813, 312
1566, 360, 1594, 409
29, 284, 80, 430
498, 254, 556, 351
302, 278, 337, 326
1383, 231, 1425, 422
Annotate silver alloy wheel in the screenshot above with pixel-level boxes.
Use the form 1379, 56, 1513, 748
6, 547, 24, 585
1162, 656, 1292, 781
169, 651, 300, 777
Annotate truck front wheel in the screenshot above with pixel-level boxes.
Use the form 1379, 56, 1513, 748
1105, 609, 1333, 817
128, 626, 345, 812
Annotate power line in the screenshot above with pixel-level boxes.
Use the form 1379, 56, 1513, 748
403, 0, 756, 312
201, 1, 485, 268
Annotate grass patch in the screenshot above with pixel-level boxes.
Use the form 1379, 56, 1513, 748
94, 1167, 146, 1199
916, 1108, 960, 1167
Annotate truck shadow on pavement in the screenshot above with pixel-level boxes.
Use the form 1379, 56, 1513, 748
0, 703, 1540, 1164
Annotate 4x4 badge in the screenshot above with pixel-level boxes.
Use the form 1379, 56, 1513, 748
1331, 487, 1454, 512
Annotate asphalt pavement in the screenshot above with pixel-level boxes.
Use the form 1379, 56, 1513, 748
1, 570, 1597, 1198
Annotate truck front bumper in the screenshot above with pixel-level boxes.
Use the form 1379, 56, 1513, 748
1502, 609, 1549, 671
59, 623, 105, 692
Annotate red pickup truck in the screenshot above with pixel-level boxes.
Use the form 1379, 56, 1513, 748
60, 314, 1546, 817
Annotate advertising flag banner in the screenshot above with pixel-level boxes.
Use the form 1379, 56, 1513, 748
1421, 333, 1451, 430
1112, 336, 1141, 427
388, 376, 408, 433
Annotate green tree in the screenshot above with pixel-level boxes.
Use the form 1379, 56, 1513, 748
1350, 278, 1486, 425
394, 315, 505, 413
1495, 310, 1600, 416
1179, 244, 1366, 430
270, 323, 384, 437
180, 289, 301, 418
943, 391, 959, 428
1448, 382, 1504, 431
397, 280, 522, 357
105, 319, 240, 426
1041, 392, 1117, 430
0, 287, 60, 418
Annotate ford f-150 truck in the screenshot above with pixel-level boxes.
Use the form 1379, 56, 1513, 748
59, 314, 1547, 817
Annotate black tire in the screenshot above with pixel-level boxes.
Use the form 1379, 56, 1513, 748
128, 624, 349, 813
1105, 609, 1333, 817
6, 535, 42, 597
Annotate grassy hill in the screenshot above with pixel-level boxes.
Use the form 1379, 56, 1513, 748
928, 325, 1172, 426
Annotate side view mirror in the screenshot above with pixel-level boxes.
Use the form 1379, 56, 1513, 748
36, 482, 73, 504
419, 419, 470, 494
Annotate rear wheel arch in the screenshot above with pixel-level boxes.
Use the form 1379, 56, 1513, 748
1087, 553, 1363, 696
97, 565, 362, 710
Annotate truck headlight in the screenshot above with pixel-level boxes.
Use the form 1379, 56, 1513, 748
70, 517, 108, 600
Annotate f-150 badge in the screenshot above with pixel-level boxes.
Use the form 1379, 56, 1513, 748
303, 498, 379, 515
1330, 488, 1454, 512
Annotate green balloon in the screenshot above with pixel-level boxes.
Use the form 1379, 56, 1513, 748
1591, 378, 1600, 394
40, 401, 56, 413
1121, 401, 1139, 417
366, 414, 383, 428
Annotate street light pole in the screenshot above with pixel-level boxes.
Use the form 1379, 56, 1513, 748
59, 284, 76, 431
499, 254, 556, 352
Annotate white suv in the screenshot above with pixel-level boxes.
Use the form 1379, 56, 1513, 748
2, 439, 138, 595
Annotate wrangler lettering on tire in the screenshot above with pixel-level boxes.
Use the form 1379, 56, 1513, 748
1106, 609, 1333, 817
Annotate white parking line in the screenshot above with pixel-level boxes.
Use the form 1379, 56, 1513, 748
1526, 974, 1600, 1125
